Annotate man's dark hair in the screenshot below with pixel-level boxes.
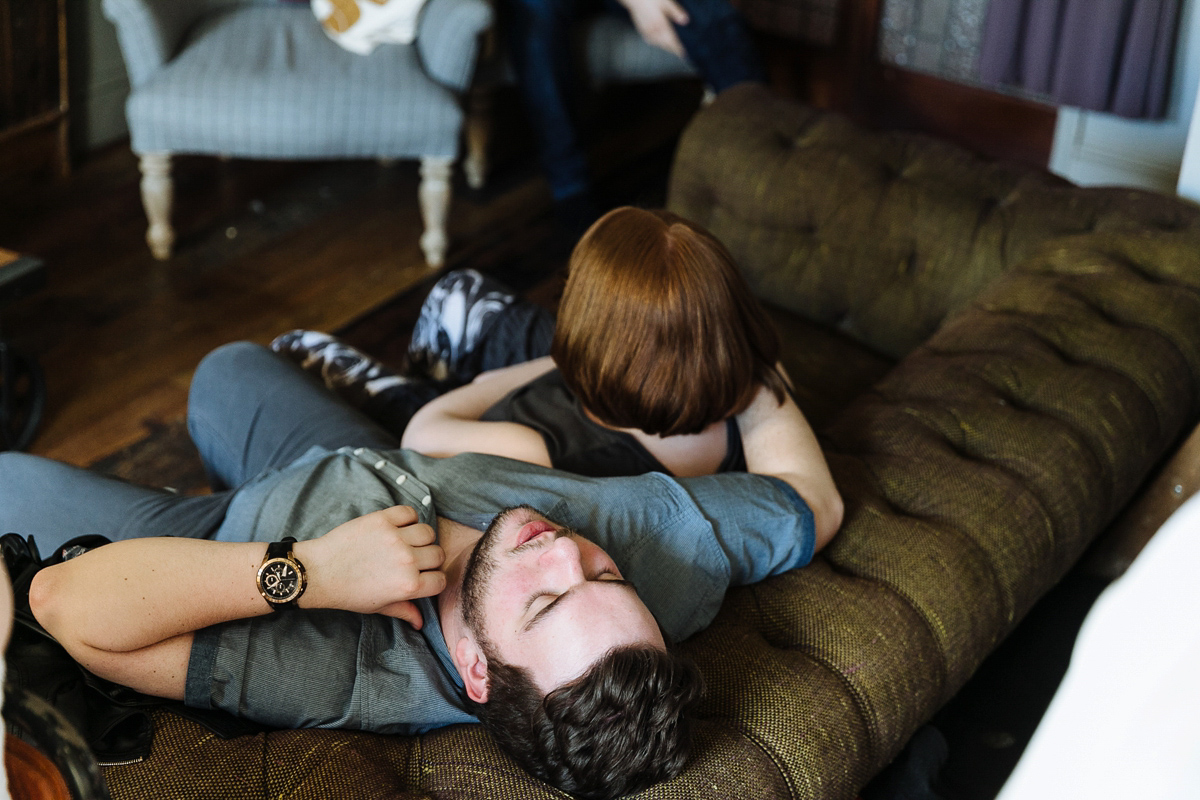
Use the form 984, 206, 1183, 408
471, 644, 705, 800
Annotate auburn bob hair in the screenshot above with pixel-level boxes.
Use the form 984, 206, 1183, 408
551, 207, 787, 437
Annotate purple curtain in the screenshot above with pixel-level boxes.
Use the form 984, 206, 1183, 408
978, 0, 1180, 118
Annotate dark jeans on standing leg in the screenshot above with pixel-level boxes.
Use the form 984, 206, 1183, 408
500, 0, 764, 201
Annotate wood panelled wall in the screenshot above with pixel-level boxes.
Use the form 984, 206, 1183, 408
0, 0, 70, 182
755, 0, 1057, 168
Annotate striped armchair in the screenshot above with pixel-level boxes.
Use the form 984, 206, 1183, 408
103, 0, 493, 267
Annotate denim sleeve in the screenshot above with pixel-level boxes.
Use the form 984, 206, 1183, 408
394, 452, 815, 641
674, 473, 816, 586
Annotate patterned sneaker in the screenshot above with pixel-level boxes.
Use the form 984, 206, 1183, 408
270, 330, 409, 405
407, 269, 518, 383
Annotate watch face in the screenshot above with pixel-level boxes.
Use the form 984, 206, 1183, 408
259, 558, 303, 603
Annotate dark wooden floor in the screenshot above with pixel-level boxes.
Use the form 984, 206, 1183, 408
0, 84, 702, 467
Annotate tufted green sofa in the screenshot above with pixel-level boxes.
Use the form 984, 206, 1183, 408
103, 83, 1200, 799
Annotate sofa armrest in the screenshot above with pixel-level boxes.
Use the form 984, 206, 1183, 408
101, 0, 235, 89
416, 0, 493, 92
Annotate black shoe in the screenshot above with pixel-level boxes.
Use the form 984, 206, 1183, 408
407, 270, 518, 383
270, 330, 409, 407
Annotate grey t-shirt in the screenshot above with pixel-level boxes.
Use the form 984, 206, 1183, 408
185, 446, 815, 734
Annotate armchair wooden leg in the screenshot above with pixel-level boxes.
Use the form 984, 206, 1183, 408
138, 153, 175, 260
419, 156, 454, 268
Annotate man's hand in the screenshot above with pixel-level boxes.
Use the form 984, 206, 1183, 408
617, 0, 689, 58
297, 506, 446, 629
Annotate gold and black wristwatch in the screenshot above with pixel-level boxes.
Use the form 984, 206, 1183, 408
256, 537, 307, 611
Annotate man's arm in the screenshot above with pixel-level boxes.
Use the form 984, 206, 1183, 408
29, 506, 445, 700
737, 382, 844, 552
401, 356, 555, 465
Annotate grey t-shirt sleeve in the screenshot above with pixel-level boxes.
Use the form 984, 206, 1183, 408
185, 608, 476, 735
186, 610, 367, 729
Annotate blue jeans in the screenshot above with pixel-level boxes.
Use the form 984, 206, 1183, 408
502, 0, 764, 200
0, 343, 399, 555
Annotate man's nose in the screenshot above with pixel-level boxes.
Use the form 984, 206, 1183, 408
539, 535, 585, 584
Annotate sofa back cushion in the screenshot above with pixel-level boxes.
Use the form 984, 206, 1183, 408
669, 84, 1200, 359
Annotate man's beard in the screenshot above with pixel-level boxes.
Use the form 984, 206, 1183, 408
460, 504, 541, 643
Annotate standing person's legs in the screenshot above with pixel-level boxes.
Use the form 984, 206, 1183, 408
187, 342, 400, 490
501, 0, 594, 205
668, 0, 764, 91
0, 452, 235, 555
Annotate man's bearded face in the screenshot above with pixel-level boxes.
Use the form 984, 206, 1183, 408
459, 505, 665, 693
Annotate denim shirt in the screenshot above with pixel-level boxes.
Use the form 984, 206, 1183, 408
185, 447, 815, 734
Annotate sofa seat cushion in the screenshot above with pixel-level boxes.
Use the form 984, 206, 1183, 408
126, 5, 462, 159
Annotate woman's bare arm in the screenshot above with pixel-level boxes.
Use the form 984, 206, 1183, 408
737, 383, 844, 551
401, 357, 556, 465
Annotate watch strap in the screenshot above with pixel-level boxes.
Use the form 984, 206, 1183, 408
266, 537, 297, 561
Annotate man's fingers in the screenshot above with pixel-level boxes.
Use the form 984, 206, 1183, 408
379, 600, 424, 629
661, 28, 685, 57
409, 569, 446, 598
412, 543, 444, 571
378, 505, 419, 527
629, 0, 687, 57
400, 522, 436, 547
644, 21, 684, 58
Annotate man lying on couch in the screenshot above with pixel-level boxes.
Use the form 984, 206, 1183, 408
1, 342, 836, 800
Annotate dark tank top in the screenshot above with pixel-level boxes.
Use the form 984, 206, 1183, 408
481, 369, 746, 478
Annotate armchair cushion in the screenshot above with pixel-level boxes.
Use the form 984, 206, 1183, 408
125, 5, 463, 158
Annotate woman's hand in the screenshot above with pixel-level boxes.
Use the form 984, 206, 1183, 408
296, 505, 446, 628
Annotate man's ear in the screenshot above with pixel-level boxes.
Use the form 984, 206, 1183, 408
455, 636, 489, 704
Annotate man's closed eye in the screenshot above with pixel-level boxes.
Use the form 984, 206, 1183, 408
523, 576, 631, 632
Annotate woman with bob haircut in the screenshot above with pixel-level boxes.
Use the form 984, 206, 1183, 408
397, 207, 844, 543
273, 207, 843, 542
